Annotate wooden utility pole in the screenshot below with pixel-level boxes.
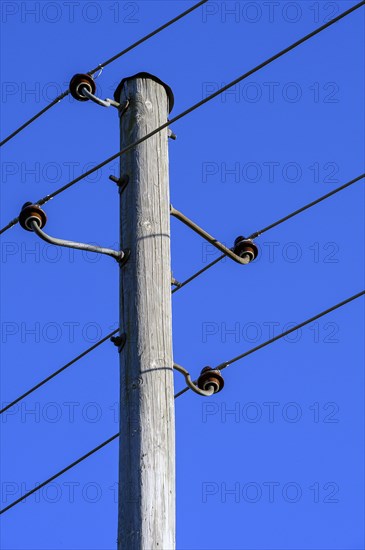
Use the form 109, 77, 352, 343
114, 73, 175, 550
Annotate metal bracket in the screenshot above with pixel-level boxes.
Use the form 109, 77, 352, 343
170, 205, 252, 265
173, 364, 215, 397
29, 219, 126, 263
171, 277, 182, 288
119, 248, 131, 268
111, 333, 127, 353
80, 86, 120, 109
119, 99, 130, 117
109, 174, 130, 194
174, 364, 224, 397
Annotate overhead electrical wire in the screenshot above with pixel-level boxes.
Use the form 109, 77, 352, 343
0, 330, 118, 415
0, 91, 70, 148
174, 291, 365, 397
1, 290, 363, 515
1, 0, 364, 520
1, 0, 363, 236
248, 174, 365, 240
1, 173, 363, 412
0, 0, 208, 147
216, 291, 365, 370
86, 0, 208, 75
172, 253, 226, 294
172, 174, 365, 293
0, 433, 120, 515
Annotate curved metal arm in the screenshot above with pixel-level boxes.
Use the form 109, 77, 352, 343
173, 363, 214, 397
29, 220, 124, 262
80, 87, 120, 108
170, 205, 250, 265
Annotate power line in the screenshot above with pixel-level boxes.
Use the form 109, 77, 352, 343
1, 255, 225, 408
87, 0, 208, 75
1, 173, 362, 417
0, 261, 222, 408
0, 0, 208, 148
2, 257, 231, 408
172, 174, 365, 293
0, 91, 70, 148
1, 1, 363, 236
216, 291, 365, 370
169, 0, 364, 119
0, 183, 336, 408
0, 217, 24, 237
174, 290, 365, 398
0, 256, 224, 408
0, 330, 118, 415
2, 290, 364, 514
1, 3, 364, 516
1, 257, 226, 407
0, 433, 119, 515
248, 174, 365, 240
172, 254, 226, 294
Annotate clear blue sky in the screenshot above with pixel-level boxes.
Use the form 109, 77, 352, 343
0, 1, 364, 549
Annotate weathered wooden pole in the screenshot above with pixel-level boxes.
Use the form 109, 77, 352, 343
114, 73, 175, 550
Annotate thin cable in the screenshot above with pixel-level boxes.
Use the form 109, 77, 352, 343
87, 0, 208, 75
0, 433, 119, 515
172, 254, 225, 294
218, 291, 365, 369
2, 255, 227, 409
0, 0, 208, 148
0, 329, 118, 415
2, 291, 364, 512
2, 255, 220, 408
248, 174, 365, 240
0, 217, 22, 236
0, 91, 70, 147
2, 257, 219, 408
2, 274, 363, 513
174, 290, 365, 398
172, 174, 364, 294
2, 1, 363, 234
2, 250, 224, 408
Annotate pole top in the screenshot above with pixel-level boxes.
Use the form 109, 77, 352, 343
114, 72, 174, 113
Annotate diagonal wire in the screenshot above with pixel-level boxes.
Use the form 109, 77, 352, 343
0, 433, 119, 515
1, 254, 223, 409
1, 257, 224, 410
172, 254, 226, 294
216, 291, 365, 371
0, 330, 118, 415
248, 173, 365, 240
5, 168, 361, 418
1, 253, 217, 408
0, 0, 208, 148
172, 174, 365, 294
174, 290, 365, 398
87, 0, 208, 75
1, 258, 222, 409
1, 290, 364, 514
0, 91, 70, 148
1, 0, 363, 235
0, 3, 364, 510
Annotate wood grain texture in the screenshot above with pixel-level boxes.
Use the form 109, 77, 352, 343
116, 76, 175, 550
